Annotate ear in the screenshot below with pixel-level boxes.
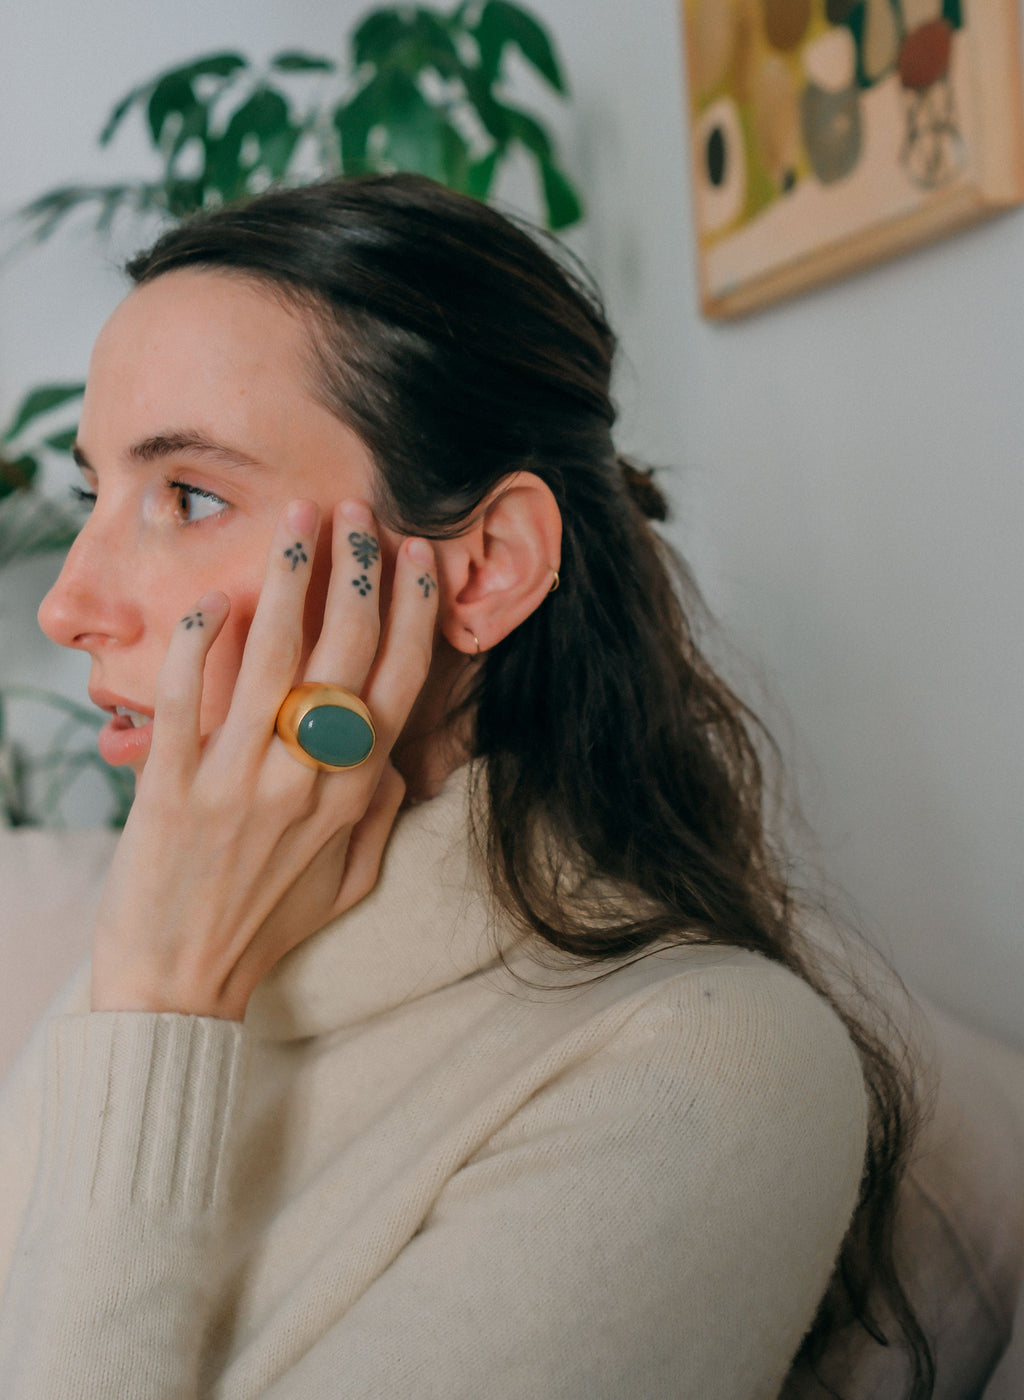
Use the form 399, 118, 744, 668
432, 472, 562, 654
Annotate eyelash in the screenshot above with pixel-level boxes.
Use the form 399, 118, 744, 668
167, 478, 230, 523
68, 478, 230, 523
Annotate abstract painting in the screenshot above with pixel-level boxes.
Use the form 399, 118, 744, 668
681, 0, 1024, 316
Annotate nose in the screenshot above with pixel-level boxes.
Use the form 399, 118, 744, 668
37, 512, 143, 653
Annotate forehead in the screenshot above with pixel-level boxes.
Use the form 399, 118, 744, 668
91, 270, 312, 388
80, 269, 375, 499
81, 270, 361, 468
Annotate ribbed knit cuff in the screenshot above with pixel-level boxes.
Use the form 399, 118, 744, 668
37, 1012, 247, 1215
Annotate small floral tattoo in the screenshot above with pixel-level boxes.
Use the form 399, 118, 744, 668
417, 573, 436, 599
352, 573, 373, 597
181, 611, 204, 630
285, 542, 308, 571
348, 531, 380, 571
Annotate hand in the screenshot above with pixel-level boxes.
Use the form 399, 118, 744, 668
90, 499, 438, 1020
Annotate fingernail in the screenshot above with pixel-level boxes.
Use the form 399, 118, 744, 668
407, 537, 433, 565
340, 499, 374, 528
286, 499, 318, 533
196, 589, 226, 611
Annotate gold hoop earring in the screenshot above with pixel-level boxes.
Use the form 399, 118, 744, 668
465, 629, 481, 656
548, 569, 560, 594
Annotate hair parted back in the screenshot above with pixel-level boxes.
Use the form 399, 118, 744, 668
127, 173, 932, 1397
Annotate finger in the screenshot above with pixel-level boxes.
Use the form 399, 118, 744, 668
328, 764, 406, 916
303, 499, 383, 690
147, 589, 231, 778
220, 499, 320, 751
363, 536, 438, 740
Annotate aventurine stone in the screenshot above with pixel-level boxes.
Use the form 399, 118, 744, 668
297, 704, 374, 768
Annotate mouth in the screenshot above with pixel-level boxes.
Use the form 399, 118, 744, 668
90, 692, 155, 768
111, 704, 153, 730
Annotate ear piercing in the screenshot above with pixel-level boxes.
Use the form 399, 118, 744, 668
462, 568, 559, 657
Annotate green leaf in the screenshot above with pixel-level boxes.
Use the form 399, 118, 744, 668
439, 121, 472, 192
334, 77, 385, 174
205, 88, 295, 199
352, 12, 411, 66
175, 52, 249, 83
538, 157, 582, 229
461, 74, 512, 142
99, 80, 155, 146
16, 185, 126, 242
43, 428, 79, 453
502, 103, 552, 160
271, 50, 336, 72
3, 383, 85, 443
372, 70, 463, 184
147, 73, 200, 148
234, 86, 291, 137
475, 1, 566, 92
466, 146, 501, 199
164, 177, 205, 218
102, 53, 247, 149
352, 8, 462, 79
259, 123, 303, 181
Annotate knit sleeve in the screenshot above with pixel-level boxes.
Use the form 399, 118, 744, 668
270, 962, 868, 1400
0, 1012, 247, 1398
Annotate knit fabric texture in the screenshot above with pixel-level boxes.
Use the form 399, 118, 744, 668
0, 767, 867, 1397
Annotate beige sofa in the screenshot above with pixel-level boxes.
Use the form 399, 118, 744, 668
1, 825, 1022, 1397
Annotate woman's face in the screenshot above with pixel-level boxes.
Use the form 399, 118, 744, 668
38, 270, 393, 775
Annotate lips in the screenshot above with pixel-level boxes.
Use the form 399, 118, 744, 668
90, 691, 154, 768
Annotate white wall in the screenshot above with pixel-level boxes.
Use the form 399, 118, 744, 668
1, 1, 1021, 1047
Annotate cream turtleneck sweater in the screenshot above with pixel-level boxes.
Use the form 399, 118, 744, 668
0, 767, 867, 1397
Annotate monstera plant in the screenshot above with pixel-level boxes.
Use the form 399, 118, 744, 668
0, 0, 583, 824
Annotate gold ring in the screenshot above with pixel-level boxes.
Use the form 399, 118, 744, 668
275, 683, 376, 772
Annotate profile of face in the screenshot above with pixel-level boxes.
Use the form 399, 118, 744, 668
38, 271, 392, 774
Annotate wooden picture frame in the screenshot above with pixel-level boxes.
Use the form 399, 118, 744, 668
680, 0, 1024, 318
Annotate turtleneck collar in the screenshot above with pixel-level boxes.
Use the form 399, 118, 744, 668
245, 765, 511, 1042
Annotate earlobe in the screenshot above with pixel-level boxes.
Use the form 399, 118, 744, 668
434, 472, 561, 655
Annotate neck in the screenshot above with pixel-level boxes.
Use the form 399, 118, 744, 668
390, 639, 479, 804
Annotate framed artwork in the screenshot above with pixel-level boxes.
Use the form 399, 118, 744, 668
680, 0, 1024, 318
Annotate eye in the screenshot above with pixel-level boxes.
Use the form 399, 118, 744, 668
69, 484, 97, 509
168, 479, 229, 523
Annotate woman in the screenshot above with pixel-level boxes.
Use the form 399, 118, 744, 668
0, 175, 929, 1397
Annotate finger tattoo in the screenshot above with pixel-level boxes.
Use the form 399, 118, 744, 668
348, 531, 380, 571
181, 611, 204, 630
352, 573, 373, 596
285, 542, 309, 571
417, 573, 436, 599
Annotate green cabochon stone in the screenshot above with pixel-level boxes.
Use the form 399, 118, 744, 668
297, 704, 374, 767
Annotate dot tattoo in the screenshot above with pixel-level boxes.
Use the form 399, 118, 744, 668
181, 611, 204, 630
348, 531, 380, 571
417, 573, 436, 599
285, 542, 308, 571
352, 573, 373, 597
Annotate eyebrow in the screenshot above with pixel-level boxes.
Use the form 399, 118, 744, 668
72, 430, 265, 473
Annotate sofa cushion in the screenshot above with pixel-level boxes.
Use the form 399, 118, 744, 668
783, 996, 1024, 1399
0, 825, 116, 1079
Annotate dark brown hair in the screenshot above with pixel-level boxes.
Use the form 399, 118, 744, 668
127, 174, 932, 1396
